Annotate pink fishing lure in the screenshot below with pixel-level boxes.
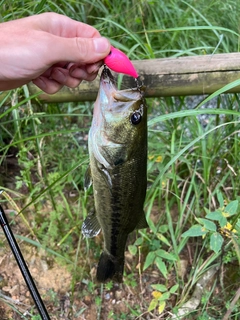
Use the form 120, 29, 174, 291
104, 46, 138, 78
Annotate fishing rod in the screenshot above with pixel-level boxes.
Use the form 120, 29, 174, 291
0, 193, 50, 320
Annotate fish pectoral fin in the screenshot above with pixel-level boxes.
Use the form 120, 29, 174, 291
97, 162, 113, 190
82, 212, 101, 238
101, 167, 113, 189
135, 211, 148, 229
84, 165, 92, 191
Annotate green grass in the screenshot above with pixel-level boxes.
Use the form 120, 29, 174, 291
1, 0, 240, 319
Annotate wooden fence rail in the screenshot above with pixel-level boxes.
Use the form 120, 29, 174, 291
2, 52, 240, 103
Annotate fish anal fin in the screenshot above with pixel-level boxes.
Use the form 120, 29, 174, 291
84, 165, 92, 191
82, 212, 101, 238
135, 211, 148, 230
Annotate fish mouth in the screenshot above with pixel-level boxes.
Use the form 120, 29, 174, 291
101, 66, 115, 84
100, 66, 143, 104
100, 66, 117, 97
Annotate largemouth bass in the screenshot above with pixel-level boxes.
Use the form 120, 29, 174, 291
82, 67, 148, 283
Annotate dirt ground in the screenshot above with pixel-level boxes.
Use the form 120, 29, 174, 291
0, 237, 166, 320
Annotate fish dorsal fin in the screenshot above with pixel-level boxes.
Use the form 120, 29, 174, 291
135, 211, 148, 230
84, 165, 92, 191
82, 212, 101, 238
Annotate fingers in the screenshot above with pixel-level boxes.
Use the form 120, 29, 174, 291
85, 61, 103, 74
49, 35, 111, 65
32, 63, 100, 94
32, 77, 64, 94
51, 68, 82, 87
70, 61, 103, 79
32, 73, 81, 95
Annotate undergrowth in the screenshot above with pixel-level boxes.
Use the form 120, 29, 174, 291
1, 0, 240, 319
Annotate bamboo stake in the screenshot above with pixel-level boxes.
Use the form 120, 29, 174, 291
2, 52, 240, 102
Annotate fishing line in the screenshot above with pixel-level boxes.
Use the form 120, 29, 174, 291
0, 191, 50, 320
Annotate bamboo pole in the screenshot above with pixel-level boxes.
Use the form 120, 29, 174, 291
2, 52, 240, 102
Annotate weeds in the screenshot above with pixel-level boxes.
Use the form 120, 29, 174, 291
1, 0, 240, 318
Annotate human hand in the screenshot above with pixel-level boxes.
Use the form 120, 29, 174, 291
0, 12, 110, 94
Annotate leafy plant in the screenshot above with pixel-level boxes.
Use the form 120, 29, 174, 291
148, 283, 179, 315
182, 192, 240, 255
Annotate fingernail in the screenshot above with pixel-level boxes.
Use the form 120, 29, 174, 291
93, 37, 110, 54
86, 61, 103, 74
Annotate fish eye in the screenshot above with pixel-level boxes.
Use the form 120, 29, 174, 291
130, 111, 142, 125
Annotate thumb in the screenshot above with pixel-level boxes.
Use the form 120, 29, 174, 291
51, 36, 111, 64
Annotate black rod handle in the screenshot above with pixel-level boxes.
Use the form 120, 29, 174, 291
0, 205, 50, 320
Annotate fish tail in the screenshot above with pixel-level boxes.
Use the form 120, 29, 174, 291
96, 252, 124, 283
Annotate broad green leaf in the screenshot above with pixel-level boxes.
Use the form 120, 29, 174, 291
151, 284, 168, 292
197, 218, 216, 232
148, 299, 158, 312
182, 225, 208, 237
170, 284, 179, 294
159, 292, 171, 301
134, 237, 143, 246
236, 219, 240, 232
156, 233, 171, 246
237, 219, 240, 227
147, 218, 157, 233
143, 251, 155, 270
219, 216, 228, 228
158, 301, 166, 314
159, 225, 168, 233
205, 211, 222, 221
217, 191, 224, 208
156, 249, 177, 261
128, 245, 137, 255
232, 236, 240, 263
155, 257, 168, 279
225, 200, 238, 216
210, 233, 224, 253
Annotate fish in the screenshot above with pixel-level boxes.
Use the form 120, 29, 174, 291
82, 66, 148, 283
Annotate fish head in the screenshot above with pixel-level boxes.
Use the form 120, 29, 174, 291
92, 67, 147, 149
89, 67, 147, 168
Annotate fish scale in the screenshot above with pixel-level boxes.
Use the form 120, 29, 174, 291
82, 67, 148, 283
